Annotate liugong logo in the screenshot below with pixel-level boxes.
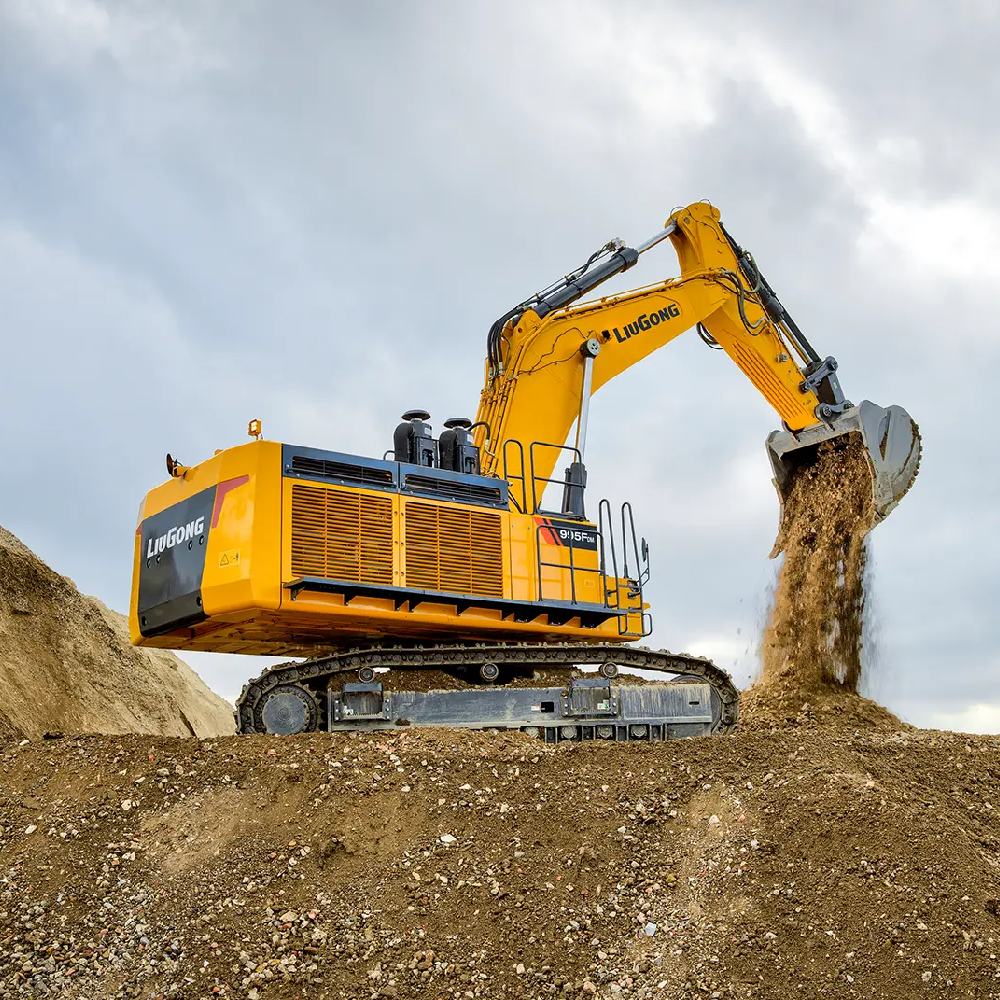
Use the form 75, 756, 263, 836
601, 304, 681, 344
146, 517, 205, 558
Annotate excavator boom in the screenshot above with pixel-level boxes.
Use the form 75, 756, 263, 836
474, 202, 920, 524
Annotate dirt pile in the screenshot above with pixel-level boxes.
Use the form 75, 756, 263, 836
760, 439, 875, 712
1, 708, 998, 1000
0, 526, 233, 739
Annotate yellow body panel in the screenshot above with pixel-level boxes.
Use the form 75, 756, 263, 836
507, 512, 538, 603
131, 444, 643, 657
130, 441, 283, 644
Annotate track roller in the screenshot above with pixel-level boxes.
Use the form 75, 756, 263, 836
257, 684, 321, 735
479, 661, 500, 682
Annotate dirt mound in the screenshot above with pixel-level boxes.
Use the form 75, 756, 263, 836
0, 525, 233, 739
1, 707, 998, 999
740, 679, 905, 731
761, 439, 875, 711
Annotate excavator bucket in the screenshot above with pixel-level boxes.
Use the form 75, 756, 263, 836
765, 401, 921, 525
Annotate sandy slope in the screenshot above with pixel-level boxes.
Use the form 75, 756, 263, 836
0, 526, 233, 739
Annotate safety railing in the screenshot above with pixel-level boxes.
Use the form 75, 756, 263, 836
534, 519, 604, 606
502, 439, 528, 514
503, 438, 651, 636
529, 441, 583, 518
503, 439, 589, 518
599, 498, 652, 637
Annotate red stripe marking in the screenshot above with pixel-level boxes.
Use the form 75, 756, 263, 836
535, 517, 561, 546
211, 475, 250, 528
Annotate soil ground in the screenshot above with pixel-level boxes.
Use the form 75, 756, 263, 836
1, 693, 998, 1000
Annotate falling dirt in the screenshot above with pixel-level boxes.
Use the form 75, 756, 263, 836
759, 438, 876, 713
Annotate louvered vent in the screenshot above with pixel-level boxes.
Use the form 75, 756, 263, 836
405, 502, 504, 597
730, 342, 801, 424
291, 484, 393, 584
402, 473, 506, 507
289, 455, 395, 489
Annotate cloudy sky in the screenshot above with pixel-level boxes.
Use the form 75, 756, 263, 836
1, 0, 997, 731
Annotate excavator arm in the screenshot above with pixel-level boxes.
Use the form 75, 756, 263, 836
474, 202, 920, 523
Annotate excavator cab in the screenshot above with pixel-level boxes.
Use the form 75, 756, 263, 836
766, 400, 921, 524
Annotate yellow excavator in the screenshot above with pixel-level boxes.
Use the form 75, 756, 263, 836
129, 202, 920, 740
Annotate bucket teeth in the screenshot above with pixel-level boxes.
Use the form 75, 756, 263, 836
766, 401, 921, 525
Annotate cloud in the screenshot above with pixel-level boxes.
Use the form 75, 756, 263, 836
3, 0, 221, 82
0, 0, 996, 727
925, 703, 1000, 736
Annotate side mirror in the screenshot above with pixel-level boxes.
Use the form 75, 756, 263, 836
641, 537, 649, 563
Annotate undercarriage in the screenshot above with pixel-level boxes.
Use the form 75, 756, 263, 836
234, 642, 739, 742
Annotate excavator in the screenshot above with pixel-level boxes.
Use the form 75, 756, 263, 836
129, 202, 920, 741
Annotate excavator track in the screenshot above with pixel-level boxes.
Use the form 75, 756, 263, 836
234, 643, 739, 742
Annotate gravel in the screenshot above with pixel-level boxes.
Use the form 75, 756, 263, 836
1, 699, 998, 998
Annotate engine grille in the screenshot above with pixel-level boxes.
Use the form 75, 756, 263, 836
290, 484, 393, 585
404, 502, 504, 597
402, 473, 507, 508
288, 455, 395, 489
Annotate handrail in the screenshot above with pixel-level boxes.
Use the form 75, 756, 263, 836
530, 499, 651, 638
528, 441, 583, 517
617, 501, 651, 637
502, 439, 528, 514
598, 498, 620, 610
535, 521, 605, 606
498, 449, 651, 637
